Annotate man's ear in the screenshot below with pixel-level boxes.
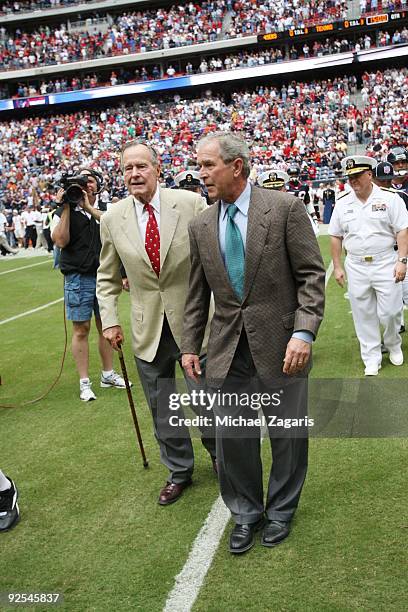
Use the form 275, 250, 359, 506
232, 158, 244, 177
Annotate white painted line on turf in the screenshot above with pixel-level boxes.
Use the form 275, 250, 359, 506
164, 259, 334, 612
0, 260, 50, 276
0, 298, 63, 326
163, 495, 230, 612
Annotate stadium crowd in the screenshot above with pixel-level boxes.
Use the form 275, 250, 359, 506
1, 68, 406, 250
362, 67, 408, 158
0, 0, 357, 71
1, 74, 359, 209
1, 0, 79, 13
228, 0, 347, 35
8, 27, 408, 100
362, 0, 408, 14
1, 0, 350, 21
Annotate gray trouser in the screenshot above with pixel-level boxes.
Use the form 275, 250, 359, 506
213, 331, 308, 525
0, 234, 17, 253
135, 317, 216, 484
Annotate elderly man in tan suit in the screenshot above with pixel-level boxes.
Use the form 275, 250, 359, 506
97, 140, 216, 505
181, 132, 325, 554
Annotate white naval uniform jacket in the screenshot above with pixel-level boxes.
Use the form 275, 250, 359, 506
328, 183, 408, 254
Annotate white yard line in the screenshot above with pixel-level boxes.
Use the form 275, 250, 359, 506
163, 258, 334, 612
0, 298, 63, 326
0, 260, 50, 276
163, 496, 230, 612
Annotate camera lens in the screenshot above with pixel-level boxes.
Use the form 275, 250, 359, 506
65, 184, 84, 205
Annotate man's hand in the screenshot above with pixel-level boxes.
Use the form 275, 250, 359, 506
283, 338, 311, 376
394, 261, 406, 283
81, 190, 92, 212
182, 353, 202, 381
103, 325, 124, 351
55, 187, 69, 210
334, 266, 346, 287
55, 187, 66, 205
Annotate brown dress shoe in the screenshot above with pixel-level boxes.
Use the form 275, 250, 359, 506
158, 480, 192, 506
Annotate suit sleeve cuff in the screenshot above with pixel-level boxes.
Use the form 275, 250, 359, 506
292, 330, 314, 344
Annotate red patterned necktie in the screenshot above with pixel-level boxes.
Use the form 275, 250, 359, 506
144, 203, 160, 276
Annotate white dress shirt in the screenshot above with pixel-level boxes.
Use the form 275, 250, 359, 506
133, 185, 161, 241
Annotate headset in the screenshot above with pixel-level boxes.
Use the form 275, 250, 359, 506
79, 167, 104, 194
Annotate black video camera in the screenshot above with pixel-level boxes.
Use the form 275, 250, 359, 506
60, 174, 89, 207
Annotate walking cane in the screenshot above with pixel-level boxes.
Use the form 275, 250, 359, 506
117, 344, 149, 469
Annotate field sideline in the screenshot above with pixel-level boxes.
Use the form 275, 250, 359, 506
0, 237, 406, 611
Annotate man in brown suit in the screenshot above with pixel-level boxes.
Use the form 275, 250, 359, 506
181, 132, 325, 554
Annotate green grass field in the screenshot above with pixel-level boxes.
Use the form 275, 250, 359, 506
0, 240, 407, 611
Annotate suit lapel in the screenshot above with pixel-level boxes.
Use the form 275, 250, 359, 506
120, 195, 151, 267
159, 187, 179, 269
243, 187, 273, 300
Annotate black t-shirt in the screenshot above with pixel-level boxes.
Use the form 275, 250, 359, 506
56, 206, 101, 276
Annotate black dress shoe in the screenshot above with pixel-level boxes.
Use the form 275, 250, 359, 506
229, 518, 265, 554
261, 520, 290, 547
158, 480, 192, 506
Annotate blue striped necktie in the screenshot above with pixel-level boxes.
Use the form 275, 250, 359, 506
225, 204, 245, 301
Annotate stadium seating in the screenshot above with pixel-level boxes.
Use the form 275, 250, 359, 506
0, 1, 351, 70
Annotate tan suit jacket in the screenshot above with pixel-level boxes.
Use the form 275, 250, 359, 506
97, 186, 208, 362
180, 186, 326, 385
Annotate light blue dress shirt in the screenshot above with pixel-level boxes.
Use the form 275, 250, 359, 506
218, 182, 313, 344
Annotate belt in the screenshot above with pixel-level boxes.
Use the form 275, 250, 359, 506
346, 249, 395, 263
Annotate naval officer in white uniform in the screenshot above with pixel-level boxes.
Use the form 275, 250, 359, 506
329, 155, 408, 375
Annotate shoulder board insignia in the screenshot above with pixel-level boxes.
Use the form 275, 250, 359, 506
336, 192, 348, 200
380, 187, 396, 192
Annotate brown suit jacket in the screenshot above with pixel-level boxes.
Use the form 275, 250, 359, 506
180, 185, 325, 385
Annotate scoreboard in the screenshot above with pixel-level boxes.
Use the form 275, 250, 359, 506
257, 11, 407, 42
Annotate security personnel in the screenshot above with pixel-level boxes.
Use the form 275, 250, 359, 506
329, 155, 408, 376
258, 168, 319, 236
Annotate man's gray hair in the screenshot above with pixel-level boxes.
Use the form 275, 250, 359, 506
197, 131, 251, 179
120, 139, 160, 169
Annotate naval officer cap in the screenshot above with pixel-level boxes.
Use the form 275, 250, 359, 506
257, 169, 289, 189
174, 170, 202, 188
341, 155, 376, 177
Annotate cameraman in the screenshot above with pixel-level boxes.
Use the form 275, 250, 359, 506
51, 168, 129, 401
